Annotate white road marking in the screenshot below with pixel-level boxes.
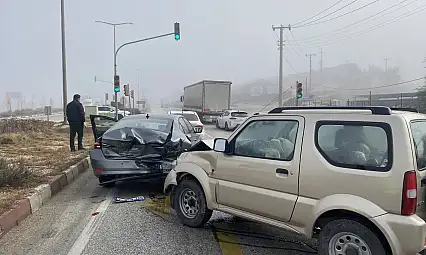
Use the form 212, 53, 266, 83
67, 189, 114, 255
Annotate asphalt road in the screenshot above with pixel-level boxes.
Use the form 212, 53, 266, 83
0, 125, 318, 255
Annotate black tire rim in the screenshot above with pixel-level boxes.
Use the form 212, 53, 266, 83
179, 188, 199, 219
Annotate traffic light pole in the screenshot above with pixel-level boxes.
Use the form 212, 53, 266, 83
113, 32, 175, 119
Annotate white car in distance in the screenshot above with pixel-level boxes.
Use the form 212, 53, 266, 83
167, 110, 204, 134
216, 110, 249, 130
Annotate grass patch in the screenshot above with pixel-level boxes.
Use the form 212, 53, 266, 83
0, 120, 93, 214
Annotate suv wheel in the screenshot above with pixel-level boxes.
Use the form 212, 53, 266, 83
318, 219, 386, 255
174, 179, 212, 227
99, 176, 115, 188
224, 122, 229, 131
216, 120, 220, 128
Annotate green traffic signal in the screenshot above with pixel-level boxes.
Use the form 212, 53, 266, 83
174, 22, 180, 41
297, 93, 302, 99
114, 87, 120, 93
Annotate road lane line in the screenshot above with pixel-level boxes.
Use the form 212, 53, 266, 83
214, 231, 243, 255
67, 189, 114, 255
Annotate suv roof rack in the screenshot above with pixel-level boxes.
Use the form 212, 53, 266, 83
268, 106, 392, 115
390, 107, 419, 113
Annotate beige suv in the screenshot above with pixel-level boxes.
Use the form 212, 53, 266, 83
164, 106, 426, 255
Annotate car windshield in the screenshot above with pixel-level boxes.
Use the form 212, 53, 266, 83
98, 106, 110, 111
110, 117, 173, 133
231, 112, 248, 117
410, 120, 426, 170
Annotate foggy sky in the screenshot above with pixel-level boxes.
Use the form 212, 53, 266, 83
1, 0, 425, 109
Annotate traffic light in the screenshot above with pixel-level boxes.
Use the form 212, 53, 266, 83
123, 84, 130, 96
174, 22, 180, 41
297, 82, 303, 99
114, 75, 120, 93
130, 90, 134, 99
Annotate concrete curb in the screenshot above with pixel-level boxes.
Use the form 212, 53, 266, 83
0, 156, 90, 238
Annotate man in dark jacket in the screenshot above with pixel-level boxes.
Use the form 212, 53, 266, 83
66, 94, 85, 151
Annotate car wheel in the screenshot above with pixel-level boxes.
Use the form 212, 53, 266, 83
318, 219, 386, 255
174, 179, 212, 228
216, 121, 220, 128
99, 176, 115, 188
224, 122, 229, 131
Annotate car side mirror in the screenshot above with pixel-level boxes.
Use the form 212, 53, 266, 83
214, 138, 228, 152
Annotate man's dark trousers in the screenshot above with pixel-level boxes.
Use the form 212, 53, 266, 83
69, 122, 84, 151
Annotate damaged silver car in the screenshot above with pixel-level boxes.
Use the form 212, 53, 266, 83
89, 113, 202, 187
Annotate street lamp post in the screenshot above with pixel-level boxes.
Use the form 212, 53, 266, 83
95, 20, 133, 119
60, 0, 68, 125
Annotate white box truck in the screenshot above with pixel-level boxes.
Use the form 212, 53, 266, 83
182, 80, 232, 123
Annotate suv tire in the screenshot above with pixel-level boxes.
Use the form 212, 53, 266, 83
318, 219, 386, 255
216, 121, 220, 128
224, 122, 229, 131
99, 177, 115, 188
174, 179, 212, 228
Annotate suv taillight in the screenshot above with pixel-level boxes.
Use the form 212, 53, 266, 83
401, 170, 417, 216
94, 141, 101, 149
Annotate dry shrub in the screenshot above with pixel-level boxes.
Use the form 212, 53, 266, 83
0, 135, 14, 144
0, 158, 34, 187
0, 119, 54, 134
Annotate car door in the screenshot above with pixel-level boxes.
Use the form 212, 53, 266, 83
90, 115, 118, 141
212, 115, 304, 222
220, 111, 229, 128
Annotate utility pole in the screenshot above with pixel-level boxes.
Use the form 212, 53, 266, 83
306, 53, 316, 98
272, 24, 291, 107
384, 58, 391, 83
320, 48, 324, 86
136, 69, 141, 108
60, 0, 68, 125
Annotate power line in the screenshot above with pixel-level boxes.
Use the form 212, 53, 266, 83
292, 0, 345, 26
284, 54, 305, 74
293, 0, 380, 28
258, 86, 294, 112
295, 5, 426, 48
320, 77, 425, 91
290, 30, 306, 55
284, 38, 305, 59
291, 0, 358, 28
289, 0, 416, 44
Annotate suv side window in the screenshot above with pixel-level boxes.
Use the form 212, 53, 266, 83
232, 120, 298, 161
224, 111, 230, 116
178, 118, 190, 134
315, 121, 392, 172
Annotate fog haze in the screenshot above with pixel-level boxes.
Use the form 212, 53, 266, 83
1, 0, 425, 109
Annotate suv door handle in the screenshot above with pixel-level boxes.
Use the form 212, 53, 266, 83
276, 168, 288, 175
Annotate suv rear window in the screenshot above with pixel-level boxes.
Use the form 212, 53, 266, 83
410, 120, 426, 170
315, 121, 392, 172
